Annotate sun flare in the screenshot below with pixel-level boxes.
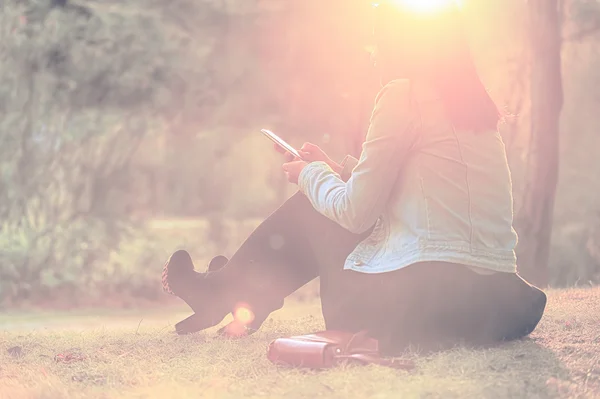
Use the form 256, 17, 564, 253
234, 305, 255, 325
376, 0, 462, 14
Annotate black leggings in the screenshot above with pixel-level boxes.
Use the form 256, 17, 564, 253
197, 191, 547, 354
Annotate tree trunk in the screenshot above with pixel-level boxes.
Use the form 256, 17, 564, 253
514, 0, 563, 287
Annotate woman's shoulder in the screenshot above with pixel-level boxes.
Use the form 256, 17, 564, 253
374, 79, 412, 108
380, 79, 441, 104
379, 78, 411, 96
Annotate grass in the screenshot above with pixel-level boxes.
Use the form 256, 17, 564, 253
1, 288, 599, 399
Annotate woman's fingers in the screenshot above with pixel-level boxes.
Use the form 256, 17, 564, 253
273, 143, 285, 154
299, 142, 328, 163
301, 142, 319, 152
298, 150, 311, 159
274, 143, 297, 161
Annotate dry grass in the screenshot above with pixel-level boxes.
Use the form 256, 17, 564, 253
1, 288, 599, 399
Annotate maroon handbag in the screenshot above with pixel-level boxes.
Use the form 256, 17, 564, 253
267, 330, 415, 370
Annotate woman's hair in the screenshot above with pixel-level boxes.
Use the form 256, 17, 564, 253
373, 3, 501, 132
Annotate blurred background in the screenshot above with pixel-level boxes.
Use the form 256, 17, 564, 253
1, 0, 599, 309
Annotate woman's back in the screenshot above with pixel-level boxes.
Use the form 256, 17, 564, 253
384, 79, 518, 273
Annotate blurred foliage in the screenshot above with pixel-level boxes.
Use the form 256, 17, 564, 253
0, 0, 177, 304
0, 0, 599, 306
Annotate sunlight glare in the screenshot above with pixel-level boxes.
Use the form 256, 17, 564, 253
234, 305, 255, 325
377, 0, 462, 14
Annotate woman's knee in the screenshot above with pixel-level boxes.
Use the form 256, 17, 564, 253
503, 286, 547, 341
528, 287, 548, 330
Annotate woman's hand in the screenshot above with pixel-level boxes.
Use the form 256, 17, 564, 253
300, 143, 343, 175
282, 160, 308, 185
273, 142, 342, 175
297, 143, 329, 163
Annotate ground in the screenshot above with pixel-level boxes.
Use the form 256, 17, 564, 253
1, 288, 599, 399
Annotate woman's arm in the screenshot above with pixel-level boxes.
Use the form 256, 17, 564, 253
297, 79, 418, 234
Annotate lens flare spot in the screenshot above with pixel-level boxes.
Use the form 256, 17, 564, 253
374, 0, 462, 13
234, 305, 255, 325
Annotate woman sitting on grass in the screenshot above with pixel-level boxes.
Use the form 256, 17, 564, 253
161, 1, 547, 354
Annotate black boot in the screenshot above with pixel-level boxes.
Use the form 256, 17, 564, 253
162, 192, 351, 336
162, 250, 233, 335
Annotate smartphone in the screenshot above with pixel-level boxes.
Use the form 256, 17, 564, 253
261, 129, 304, 160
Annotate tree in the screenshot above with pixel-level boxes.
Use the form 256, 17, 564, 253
514, 0, 564, 287
0, 0, 181, 303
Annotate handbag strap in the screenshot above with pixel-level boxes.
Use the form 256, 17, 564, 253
342, 331, 415, 370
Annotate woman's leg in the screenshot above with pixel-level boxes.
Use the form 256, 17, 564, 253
164, 191, 369, 334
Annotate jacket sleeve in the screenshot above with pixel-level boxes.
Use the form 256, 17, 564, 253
339, 155, 359, 183
297, 79, 418, 234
